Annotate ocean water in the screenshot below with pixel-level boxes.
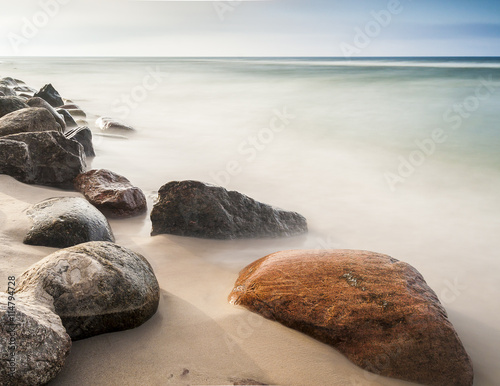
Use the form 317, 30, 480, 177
1, 57, 500, 385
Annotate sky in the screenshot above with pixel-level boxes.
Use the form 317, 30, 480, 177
0, 0, 499, 57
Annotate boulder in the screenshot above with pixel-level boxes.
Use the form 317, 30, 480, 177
229, 250, 474, 386
0, 86, 15, 97
0, 130, 85, 187
13, 85, 37, 94
57, 108, 78, 128
16, 241, 161, 340
150, 180, 308, 239
64, 126, 95, 157
0, 77, 18, 86
74, 169, 147, 218
33, 83, 64, 107
27, 97, 66, 130
96, 116, 136, 131
24, 197, 114, 248
0, 293, 71, 385
0, 96, 29, 118
0, 107, 62, 137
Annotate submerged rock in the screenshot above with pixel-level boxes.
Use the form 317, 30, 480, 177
24, 197, 114, 248
0, 130, 85, 187
16, 241, 160, 340
0, 293, 71, 385
150, 180, 308, 239
27, 96, 66, 130
57, 108, 78, 128
96, 116, 136, 131
74, 169, 147, 217
0, 96, 29, 118
0, 107, 62, 137
33, 83, 64, 107
64, 126, 95, 157
229, 249, 474, 386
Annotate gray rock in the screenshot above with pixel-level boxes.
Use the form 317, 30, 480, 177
0, 130, 85, 188
0, 107, 62, 137
0, 293, 71, 386
16, 241, 160, 340
0, 77, 18, 86
24, 197, 114, 248
0, 96, 29, 119
0, 86, 16, 97
33, 83, 64, 107
57, 108, 78, 128
27, 97, 66, 130
64, 126, 95, 157
151, 180, 308, 239
96, 116, 136, 131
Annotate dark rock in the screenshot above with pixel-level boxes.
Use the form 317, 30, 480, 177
0, 293, 71, 385
24, 197, 114, 248
74, 169, 147, 218
57, 108, 78, 128
0, 107, 62, 137
0, 96, 29, 118
67, 109, 86, 118
64, 126, 95, 157
27, 97, 66, 130
229, 249, 474, 386
0, 77, 18, 86
96, 116, 136, 131
150, 180, 308, 239
0, 86, 15, 97
16, 241, 161, 340
33, 83, 64, 107
0, 130, 85, 187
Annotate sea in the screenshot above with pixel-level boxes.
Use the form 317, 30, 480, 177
1, 56, 499, 385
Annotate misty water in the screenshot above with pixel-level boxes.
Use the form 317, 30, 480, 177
1, 57, 499, 385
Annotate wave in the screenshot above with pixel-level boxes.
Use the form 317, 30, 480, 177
193, 57, 500, 69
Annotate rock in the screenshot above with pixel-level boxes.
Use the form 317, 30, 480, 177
229, 250, 474, 386
0, 96, 29, 119
0, 293, 71, 385
33, 83, 64, 107
24, 197, 114, 248
0, 130, 85, 187
0, 77, 18, 86
27, 97, 66, 130
74, 169, 147, 218
67, 109, 86, 118
150, 180, 308, 239
0, 86, 16, 97
59, 104, 80, 110
0, 107, 62, 137
96, 116, 136, 131
16, 241, 160, 340
64, 126, 95, 157
57, 108, 78, 128
14, 85, 37, 94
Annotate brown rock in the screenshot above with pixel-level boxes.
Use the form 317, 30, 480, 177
229, 250, 473, 386
74, 169, 147, 218
0, 107, 62, 137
